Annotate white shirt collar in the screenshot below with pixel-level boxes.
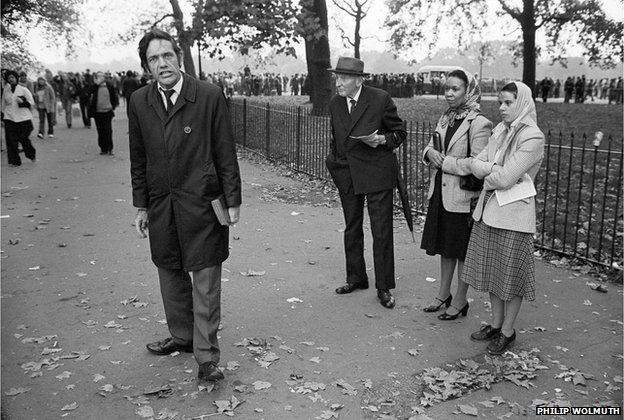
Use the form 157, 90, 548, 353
158, 74, 183, 95
346, 85, 362, 103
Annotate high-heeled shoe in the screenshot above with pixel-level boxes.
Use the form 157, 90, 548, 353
437, 302, 469, 320
423, 294, 452, 312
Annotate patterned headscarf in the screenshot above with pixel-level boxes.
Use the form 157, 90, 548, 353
439, 68, 481, 128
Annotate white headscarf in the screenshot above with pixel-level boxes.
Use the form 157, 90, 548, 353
492, 81, 538, 162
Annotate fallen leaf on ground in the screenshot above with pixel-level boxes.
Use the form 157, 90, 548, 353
136, 406, 154, 418
425, 277, 436, 282
240, 269, 266, 277
56, 371, 72, 380
336, 379, 357, 395
309, 357, 321, 364
214, 396, 243, 414
407, 349, 420, 357
458, 404, 478, 416
583, 300, 592, 306
5, 387, 30, 396
61, 402, 78, 411
252, 381, 271, 390
226, 361, 240, 371
286, 297, 303, 303
93, 374, 105, 382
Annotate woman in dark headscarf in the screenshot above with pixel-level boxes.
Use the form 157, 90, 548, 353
421, 69, 492, 320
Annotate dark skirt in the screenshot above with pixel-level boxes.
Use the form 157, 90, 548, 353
461, 198, 536, 301
420, 171, 471, 260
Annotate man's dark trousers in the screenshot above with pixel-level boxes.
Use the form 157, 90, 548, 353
339, 188, 395, 290
93, 110, 113, 153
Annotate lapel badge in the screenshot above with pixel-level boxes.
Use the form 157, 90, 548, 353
184, 126, 192, 134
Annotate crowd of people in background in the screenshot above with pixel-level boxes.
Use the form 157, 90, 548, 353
537, 75, 623, 104
2, 66, 622, 160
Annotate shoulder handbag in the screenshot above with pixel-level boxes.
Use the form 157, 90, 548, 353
459, 118, 484, 192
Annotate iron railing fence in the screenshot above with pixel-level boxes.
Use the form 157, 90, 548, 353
230, 98, 623, 270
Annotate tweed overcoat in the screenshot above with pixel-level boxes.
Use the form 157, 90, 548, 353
129, 74, 241, 270
325, 85, 407, 195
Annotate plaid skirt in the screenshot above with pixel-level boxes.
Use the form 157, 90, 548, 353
462, 218, 536, 301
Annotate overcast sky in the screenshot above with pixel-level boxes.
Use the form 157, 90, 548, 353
28, 0, 623, 68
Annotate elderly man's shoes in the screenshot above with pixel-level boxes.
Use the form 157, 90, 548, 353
146, 337, 193, 355
335, 282, 368, 294
377, 289, 395, 308
198, 362, 224, 381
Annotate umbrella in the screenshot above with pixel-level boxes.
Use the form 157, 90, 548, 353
394, 152, 415, 242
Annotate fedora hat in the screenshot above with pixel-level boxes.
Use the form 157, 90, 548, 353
327, 57, 369, 76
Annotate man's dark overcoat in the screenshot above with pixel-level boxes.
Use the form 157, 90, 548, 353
129, 74, 241, 271
325, 85, 407, 194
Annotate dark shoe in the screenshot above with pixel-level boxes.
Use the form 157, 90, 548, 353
377, 289, 395, 309
335, 282, 368, 294
198, 362, 224, 381
423, 294, 452, 312
99, 151, 107, 155
107, 151, 114, 156
487, 330, 515, 355
437, 302, 469, 320
146, 337, 193, 355
470, 324, 501, 342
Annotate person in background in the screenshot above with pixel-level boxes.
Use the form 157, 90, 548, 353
421, 69, 492, 320
2, 70, 37, 166
462, 81, 544, 355
18, 71, 34, 95
76, 73, 92, 128
59, 72, 77, 128
34, 76, 56, 139
89, 71, 118, 155
121, 70, 141, 108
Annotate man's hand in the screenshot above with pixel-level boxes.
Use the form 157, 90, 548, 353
135, 209, 148, 238
426, 149, 445, 169
227, 206, 240, 225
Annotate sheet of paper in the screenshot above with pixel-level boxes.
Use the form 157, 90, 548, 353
495, 174, 537, 206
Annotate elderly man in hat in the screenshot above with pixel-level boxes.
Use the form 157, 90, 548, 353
325, 57, 407, 308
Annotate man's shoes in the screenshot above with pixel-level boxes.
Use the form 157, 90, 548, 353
146, 337, 193, 355
198, 361, 224, 381
335, 282, 368, 294
377, 289, 395, 308
48, 134, 54, 138
37, 133, 44, 139
487, 330, 515, 355
99, 151, 107, 155
107, 151, 114, 156
470, 324, 501, 341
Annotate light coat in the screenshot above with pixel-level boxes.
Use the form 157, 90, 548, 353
470, 118, 545, 233
422, 110, 492, 213
34, 82, 56, 113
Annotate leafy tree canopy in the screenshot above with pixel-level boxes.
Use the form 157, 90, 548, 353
1, 0, 81, 69
385, 0, 623, 68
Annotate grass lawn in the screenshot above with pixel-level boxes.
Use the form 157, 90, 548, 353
240, 95, 623, 142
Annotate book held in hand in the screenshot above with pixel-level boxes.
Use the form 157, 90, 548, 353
211, 195, 231, 226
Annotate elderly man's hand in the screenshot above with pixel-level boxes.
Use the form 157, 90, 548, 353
135, 209, 148, 238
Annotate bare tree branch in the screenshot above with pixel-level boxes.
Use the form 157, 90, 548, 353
151, 13, 174, 29
332, 0, 357, 16
496, 0, 521, 20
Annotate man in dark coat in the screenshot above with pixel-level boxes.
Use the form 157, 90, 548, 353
129, 29, 241, 383
89, 71, 118, 155
325, 57, 407, 309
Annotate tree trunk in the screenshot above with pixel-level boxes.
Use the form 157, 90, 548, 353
170, 0, 196, 79
354, 8, 361, 59
303, 0, 332, 115
521, 0, 536, 94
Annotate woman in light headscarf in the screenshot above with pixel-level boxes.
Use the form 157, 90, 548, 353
463, 81, 544, 354
421, 69, 492, 320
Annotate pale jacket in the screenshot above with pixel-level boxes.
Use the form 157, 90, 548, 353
422, 110, 492, 213
470, 117, 545, 233
1, 83, 34, 123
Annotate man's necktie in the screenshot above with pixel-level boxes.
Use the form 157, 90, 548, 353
162, 89, 175, 114
349, 98, 356, 114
